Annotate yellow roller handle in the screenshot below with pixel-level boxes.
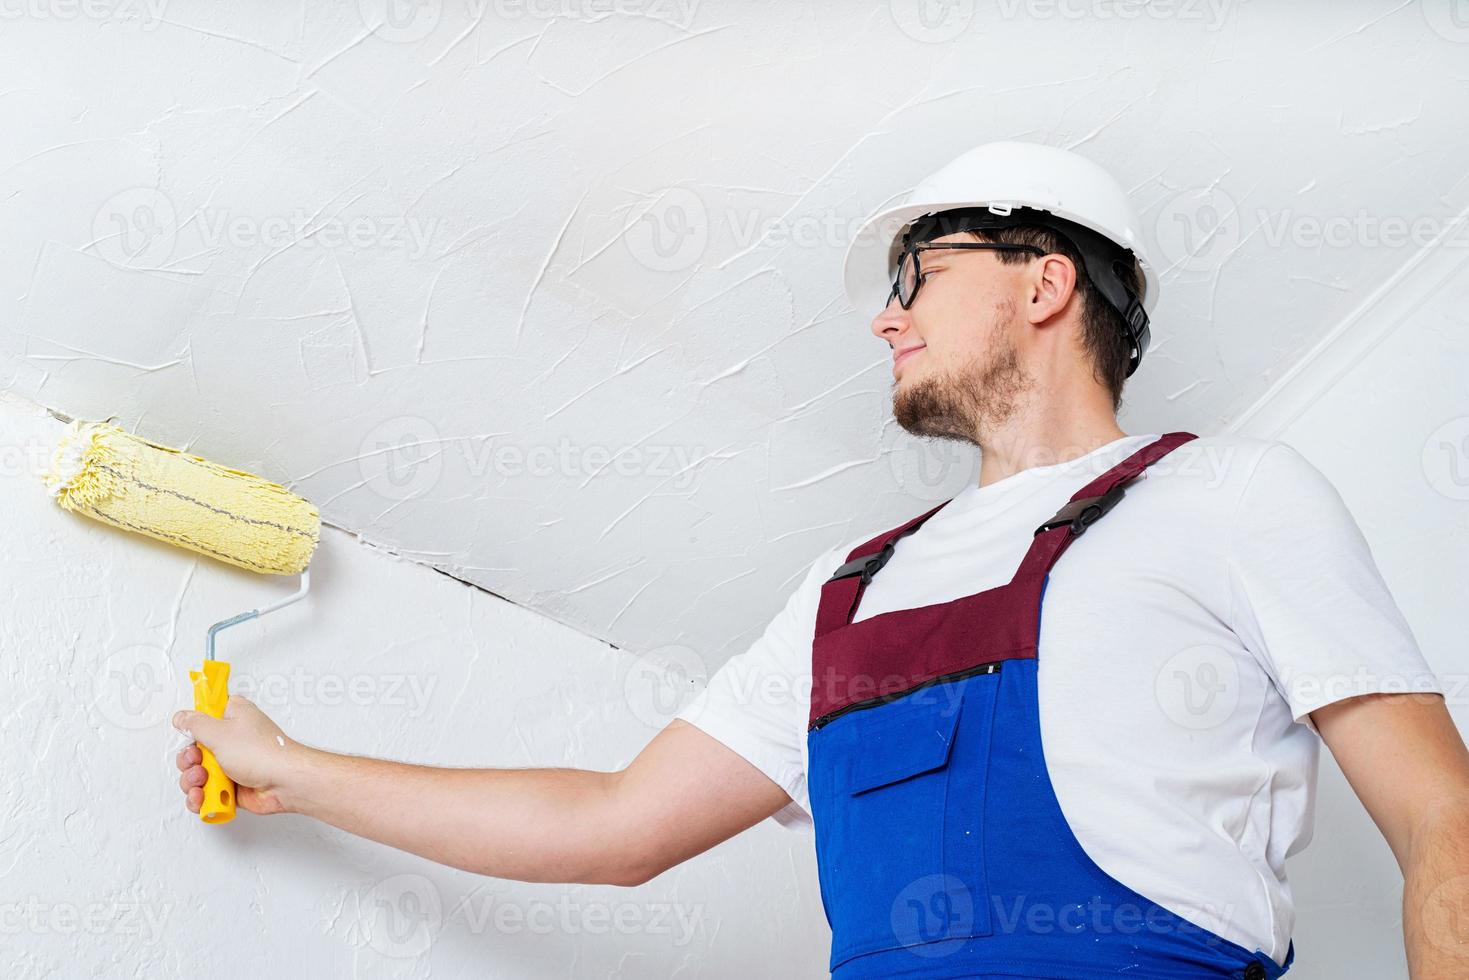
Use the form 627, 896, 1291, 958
189, 660, 237, 825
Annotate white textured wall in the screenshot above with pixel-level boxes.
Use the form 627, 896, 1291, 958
0, 394, 827, 979
2, 3, 1466, 977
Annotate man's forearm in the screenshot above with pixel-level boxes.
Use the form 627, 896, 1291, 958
279, 745, 646, 885
1402, 801, 1469, 978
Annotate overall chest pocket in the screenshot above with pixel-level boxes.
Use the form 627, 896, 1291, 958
807, 673, 1000, 969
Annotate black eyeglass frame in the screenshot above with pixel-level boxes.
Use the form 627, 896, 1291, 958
886, 241, 1047, 310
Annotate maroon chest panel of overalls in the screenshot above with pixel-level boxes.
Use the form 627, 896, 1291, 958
808, 432, 1199, 730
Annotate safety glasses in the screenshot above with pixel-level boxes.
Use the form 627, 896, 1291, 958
887, 241, 1046, 310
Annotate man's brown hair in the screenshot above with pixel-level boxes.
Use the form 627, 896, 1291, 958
964, 225, 1141, 414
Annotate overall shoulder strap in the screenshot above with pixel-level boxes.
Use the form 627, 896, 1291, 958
1013, 431, 1199, 583
813, 498, 952, 639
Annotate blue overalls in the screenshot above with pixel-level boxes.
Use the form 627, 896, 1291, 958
806, 432, 1295, 979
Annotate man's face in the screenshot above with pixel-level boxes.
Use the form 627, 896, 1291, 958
869, 232, 1035, 445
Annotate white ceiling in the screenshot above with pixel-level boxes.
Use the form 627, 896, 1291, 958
3, 3, 1466, 668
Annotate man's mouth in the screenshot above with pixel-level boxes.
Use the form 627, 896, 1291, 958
893, 344, 926, 376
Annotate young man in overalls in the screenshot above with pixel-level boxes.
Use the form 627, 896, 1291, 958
177, 142, 1469, 978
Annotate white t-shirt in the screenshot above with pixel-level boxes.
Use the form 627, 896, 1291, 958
677, 432, 1442, 965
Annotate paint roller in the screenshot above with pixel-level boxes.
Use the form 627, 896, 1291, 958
43, 419, 320, 825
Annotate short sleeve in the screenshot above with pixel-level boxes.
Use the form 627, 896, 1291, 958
1226, 442, 1442, 728
675, 546, 844, 828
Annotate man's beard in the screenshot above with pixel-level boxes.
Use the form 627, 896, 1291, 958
893, 316, 1033, 446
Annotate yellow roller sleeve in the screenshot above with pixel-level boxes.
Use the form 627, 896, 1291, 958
44, 421, 319, 575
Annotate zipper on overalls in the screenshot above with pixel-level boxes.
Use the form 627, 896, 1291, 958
809, 660, 1004, 731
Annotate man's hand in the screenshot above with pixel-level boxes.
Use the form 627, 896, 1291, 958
168, 701, 795, 887
173, 696, 299, 816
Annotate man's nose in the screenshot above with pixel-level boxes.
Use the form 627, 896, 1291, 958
870, 292, 908, 343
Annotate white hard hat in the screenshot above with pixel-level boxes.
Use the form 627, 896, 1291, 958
844, 141, 1157, 375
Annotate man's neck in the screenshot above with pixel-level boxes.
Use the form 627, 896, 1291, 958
974, 413, 1129, 490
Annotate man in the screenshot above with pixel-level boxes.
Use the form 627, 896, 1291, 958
175, 142, 1469, 978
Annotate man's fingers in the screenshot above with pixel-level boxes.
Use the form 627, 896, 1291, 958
178, 766, 207, 793
173, 709, 221, 743
175, 745, 201, 771
186, 786, 202, 813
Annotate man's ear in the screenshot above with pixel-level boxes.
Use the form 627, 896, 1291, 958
1027, 253, 1079, 324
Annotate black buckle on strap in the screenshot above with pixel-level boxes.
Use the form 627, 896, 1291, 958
826, 541, 896, 586
1033, 481, 1130, 537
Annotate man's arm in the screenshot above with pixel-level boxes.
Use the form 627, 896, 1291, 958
173, 697, 791, 886
1311, 692, 1469, 978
